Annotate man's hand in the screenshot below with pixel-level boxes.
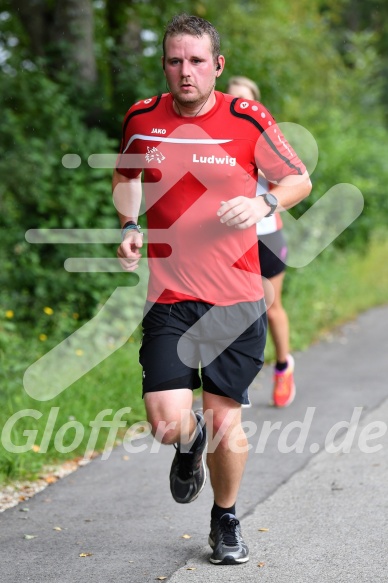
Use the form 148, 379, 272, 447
117, 232, 143, 271
217, 196, 269, 230
216, 171, 312, 230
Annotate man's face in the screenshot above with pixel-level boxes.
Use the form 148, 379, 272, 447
163, 33, 217, 107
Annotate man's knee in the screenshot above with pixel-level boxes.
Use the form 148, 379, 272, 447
146, 401, 194, 445
149, 417, 179, 444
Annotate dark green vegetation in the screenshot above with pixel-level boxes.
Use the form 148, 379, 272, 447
0, 0, 387, 482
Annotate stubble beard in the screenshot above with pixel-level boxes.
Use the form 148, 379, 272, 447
173, 83, 214, 113
174, 91, 202, 108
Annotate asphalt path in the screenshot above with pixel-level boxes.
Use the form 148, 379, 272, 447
0, 305, 387, 582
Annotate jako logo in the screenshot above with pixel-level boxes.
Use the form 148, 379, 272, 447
193, 153, 236, 167
151, 128, 166, 134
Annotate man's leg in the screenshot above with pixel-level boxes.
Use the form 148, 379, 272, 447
203, 391, 247, 505
203, 391, 249, 565
145, 388, 207, 504
144, 388, 195, 444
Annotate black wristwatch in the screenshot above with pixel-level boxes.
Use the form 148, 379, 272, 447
262, 192, 278, 217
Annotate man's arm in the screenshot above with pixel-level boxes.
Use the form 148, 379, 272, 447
113, 170, 144, 271
217, 170, 312, 230
113, 169, 143, 226
268, 170, 312, 211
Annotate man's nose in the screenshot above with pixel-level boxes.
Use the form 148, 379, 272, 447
181, 60, 191, 77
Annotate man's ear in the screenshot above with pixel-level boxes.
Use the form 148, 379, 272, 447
215, 55, 225, 76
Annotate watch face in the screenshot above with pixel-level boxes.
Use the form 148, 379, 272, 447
265, 193, 278, 206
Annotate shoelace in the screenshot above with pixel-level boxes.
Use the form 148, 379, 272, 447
220, 518, 240, 546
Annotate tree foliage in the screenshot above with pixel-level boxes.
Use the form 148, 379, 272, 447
0, 0, 387, 329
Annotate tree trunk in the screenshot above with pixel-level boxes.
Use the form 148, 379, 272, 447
11, 0, 97, 87
51, 0, 97, 85
10, 0, 48, 57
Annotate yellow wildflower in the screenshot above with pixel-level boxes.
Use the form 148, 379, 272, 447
43, 307, 54, 315
39, 334, 48, 341
5, 310, 14, 319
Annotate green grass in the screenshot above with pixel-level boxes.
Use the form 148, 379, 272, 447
264, 232, 388, 360
0, 333, 144, 483
1, 234, 387, 484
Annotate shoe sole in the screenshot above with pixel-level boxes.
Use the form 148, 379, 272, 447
209, 555, 249, 565
182, 455, 207, 504
209, 556, 249, 565
188, 410, 207, 503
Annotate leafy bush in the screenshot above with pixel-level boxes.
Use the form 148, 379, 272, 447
0, 69, 133, 326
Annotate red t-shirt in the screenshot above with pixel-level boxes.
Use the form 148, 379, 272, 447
116, 91, 305, 305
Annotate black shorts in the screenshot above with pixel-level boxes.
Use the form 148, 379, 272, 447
258, 230, 288, 279
139, 300, 267, 405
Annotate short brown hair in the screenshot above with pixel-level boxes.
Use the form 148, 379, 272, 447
163, 13, 221, 62
227, 76, 261, 101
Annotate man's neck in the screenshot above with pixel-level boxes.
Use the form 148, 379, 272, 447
173, 92, 216, 117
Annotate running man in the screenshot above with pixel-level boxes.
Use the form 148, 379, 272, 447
114, 13, 311, 565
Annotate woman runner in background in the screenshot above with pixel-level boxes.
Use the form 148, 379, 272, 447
227, 76, 296, 407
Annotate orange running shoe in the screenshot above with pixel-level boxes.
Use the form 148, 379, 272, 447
272, 355, 295, 407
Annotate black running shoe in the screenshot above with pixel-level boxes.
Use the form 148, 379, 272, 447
209, 513, 249, 565
169, 410, 207, 504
